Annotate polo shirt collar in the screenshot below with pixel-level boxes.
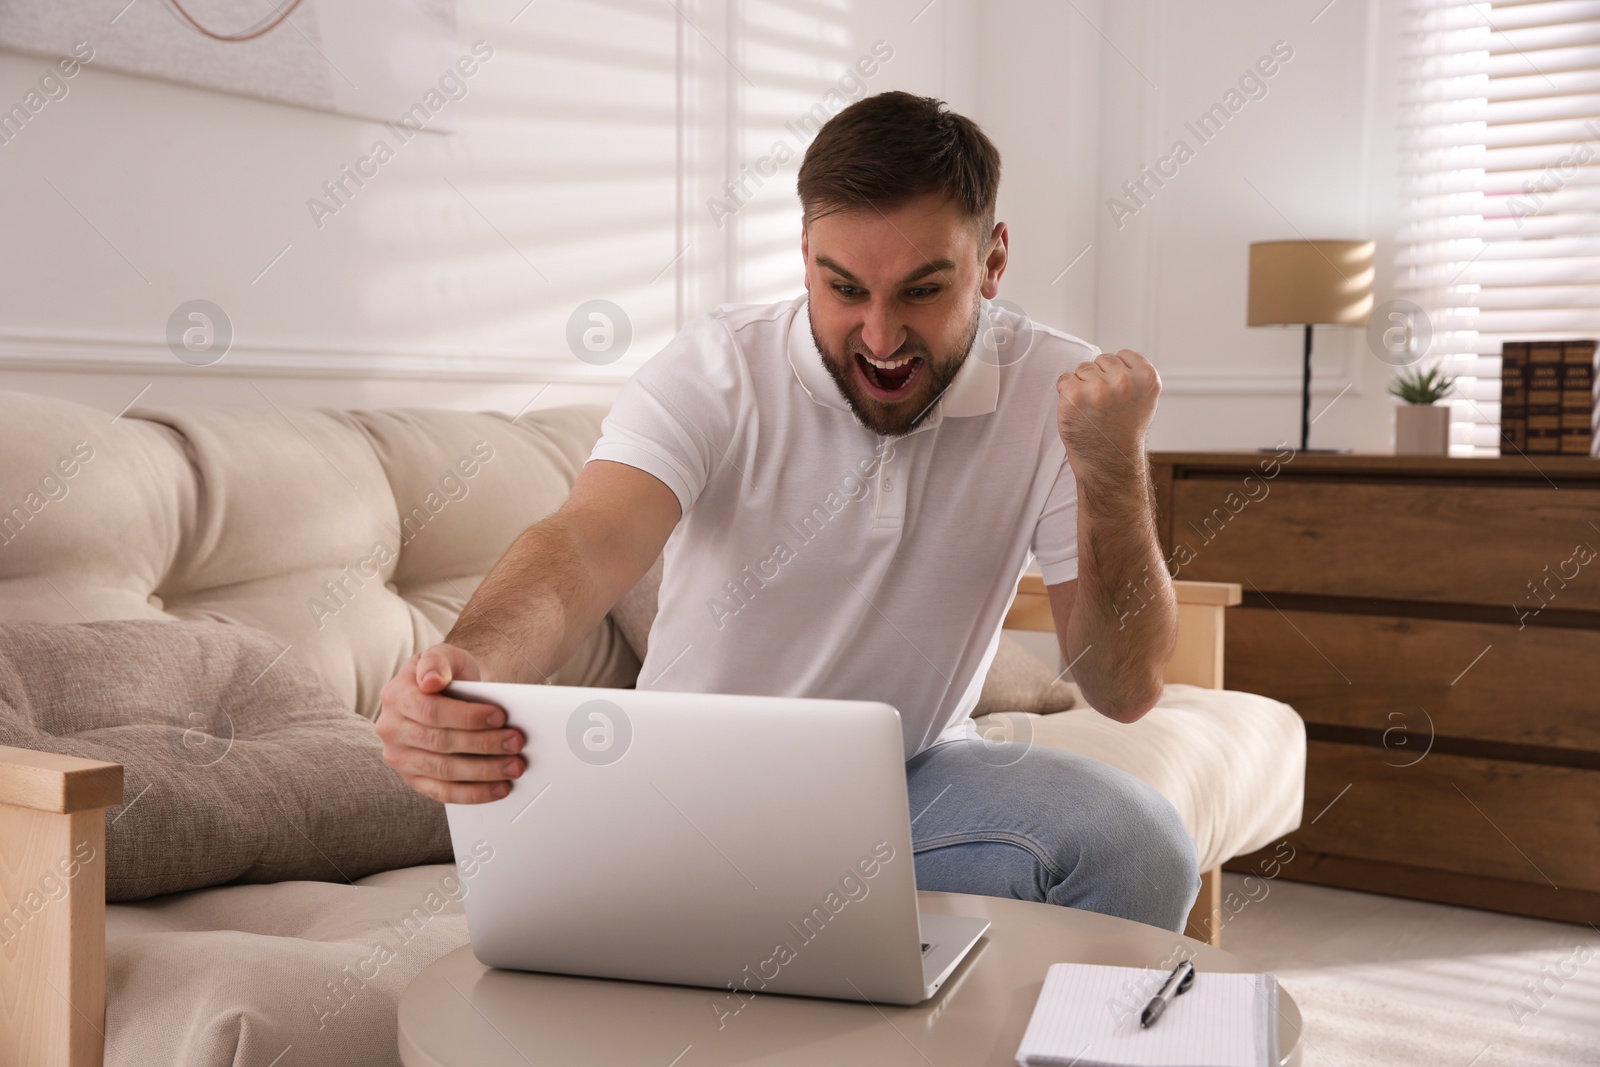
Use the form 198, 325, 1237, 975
787, 295, 999, 426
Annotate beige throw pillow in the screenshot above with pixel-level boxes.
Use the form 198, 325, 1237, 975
972, 634, 1079, 716
0, 619, 453, 901
609, 560, 1075, 715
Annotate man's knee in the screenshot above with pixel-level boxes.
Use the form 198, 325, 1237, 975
907, 745, 1200, 931
1084, 781, 1199, 931
1036, 761, 1199, 932
1134, 798, 1202, 925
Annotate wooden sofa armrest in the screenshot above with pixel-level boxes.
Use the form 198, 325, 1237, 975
1165, 580, 1242, 690
1003, 576, 1242, 689
1, 745, 122, 1067
1003, 575, 1243, 947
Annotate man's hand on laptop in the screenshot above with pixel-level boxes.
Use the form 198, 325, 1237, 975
376, 643, 525, 804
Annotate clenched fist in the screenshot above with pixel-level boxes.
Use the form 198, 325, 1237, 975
1055, 349, 1161, 475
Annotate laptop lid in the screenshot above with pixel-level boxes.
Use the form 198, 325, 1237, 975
443, 682, 930, 1004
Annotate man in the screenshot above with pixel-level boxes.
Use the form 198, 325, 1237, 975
377, 91, 1199, 932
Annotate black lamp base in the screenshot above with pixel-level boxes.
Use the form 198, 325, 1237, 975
1291, 323, 1335, 452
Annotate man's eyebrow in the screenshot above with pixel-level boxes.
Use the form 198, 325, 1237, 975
815, 256, 957, 287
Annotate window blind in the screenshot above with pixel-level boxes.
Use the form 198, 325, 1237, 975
1395, 0, 1600, 456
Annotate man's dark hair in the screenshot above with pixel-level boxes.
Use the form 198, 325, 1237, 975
797, 91, 1001, 245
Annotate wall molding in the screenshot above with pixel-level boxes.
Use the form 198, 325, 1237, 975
1161, 371, 1355, 396
0, 330, 631, 384
2, 328, 1354, 396
0, 335, 1365, 399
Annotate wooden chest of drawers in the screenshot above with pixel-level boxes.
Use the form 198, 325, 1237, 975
1150, 451, 1600, 923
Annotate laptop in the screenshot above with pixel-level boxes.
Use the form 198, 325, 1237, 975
442, 681, 990, 1006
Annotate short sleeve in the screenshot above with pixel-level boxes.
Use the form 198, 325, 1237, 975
1030, 444, 1079, 585
1028, 336, 1099, 585
587, 313, 744, 516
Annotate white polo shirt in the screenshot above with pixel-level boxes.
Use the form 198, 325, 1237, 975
588, 293, 1096, 759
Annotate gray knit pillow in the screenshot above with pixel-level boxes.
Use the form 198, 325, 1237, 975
0, 619, 452, 901
972, 634, 1079, 716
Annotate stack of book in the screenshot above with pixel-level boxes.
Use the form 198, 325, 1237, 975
1500, 339, 1597, 456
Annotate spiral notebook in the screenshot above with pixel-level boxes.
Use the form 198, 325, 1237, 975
1015, 962, 1278, 1067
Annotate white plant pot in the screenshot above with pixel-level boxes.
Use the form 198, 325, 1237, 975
1394, 403, 1451, 456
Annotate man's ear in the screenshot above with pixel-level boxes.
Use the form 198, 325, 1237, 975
981, 221, 1009, 300
800, 225, 810, 290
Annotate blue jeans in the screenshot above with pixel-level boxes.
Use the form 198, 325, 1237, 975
905, 738, 1200, 932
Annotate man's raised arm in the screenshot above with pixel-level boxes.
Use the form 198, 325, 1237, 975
1046, 350, 1177, 724
376, 460, 681, 803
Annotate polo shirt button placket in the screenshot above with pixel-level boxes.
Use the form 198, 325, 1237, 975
873, 436, 905, 531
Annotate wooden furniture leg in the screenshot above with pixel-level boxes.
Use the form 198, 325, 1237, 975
1184, 866, 1224, 946
1005, 576, 1243, 947
0, 746, 122, 1067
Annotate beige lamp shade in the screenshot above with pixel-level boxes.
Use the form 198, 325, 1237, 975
1247, 240, 1375, 326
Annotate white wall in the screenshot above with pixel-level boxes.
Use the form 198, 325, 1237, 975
1087, 0, 1402, 453
2, 0, 1404, 453
969, 0, 1103, 344
0, 0, 978, 415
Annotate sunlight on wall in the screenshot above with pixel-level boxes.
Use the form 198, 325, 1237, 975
0, 0, 904, 389
348, 0, 875, 375
357, 1, 685, 376
728, 0, 860, 305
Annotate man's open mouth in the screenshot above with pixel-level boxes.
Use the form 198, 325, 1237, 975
854, 351, 924, 402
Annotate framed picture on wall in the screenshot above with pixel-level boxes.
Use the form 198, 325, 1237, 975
0, 0, 461, 129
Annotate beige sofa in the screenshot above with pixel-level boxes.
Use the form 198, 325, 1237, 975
0, 388, 1304, 1067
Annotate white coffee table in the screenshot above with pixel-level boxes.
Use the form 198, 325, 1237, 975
399, 890, 1303, 1066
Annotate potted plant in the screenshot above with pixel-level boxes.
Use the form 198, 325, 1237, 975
1389, 364, 1455, 455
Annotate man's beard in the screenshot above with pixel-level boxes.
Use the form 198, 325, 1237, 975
813, 303, 981, 437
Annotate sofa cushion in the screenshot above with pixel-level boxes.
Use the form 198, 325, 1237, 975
608, 554, 663, 667
0, 618, 453, 901
976, 683, 1306, 871
0, 390, 638, 721
106, 863, 473, 1066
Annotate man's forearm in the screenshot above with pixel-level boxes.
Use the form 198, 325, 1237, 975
445, 513, 612, 684
1062, 457, 1177, 721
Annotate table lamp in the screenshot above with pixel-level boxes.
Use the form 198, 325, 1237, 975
1247, 239, 1375, 452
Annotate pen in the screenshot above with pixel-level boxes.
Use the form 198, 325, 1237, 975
1139, 959, 1196, 1028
